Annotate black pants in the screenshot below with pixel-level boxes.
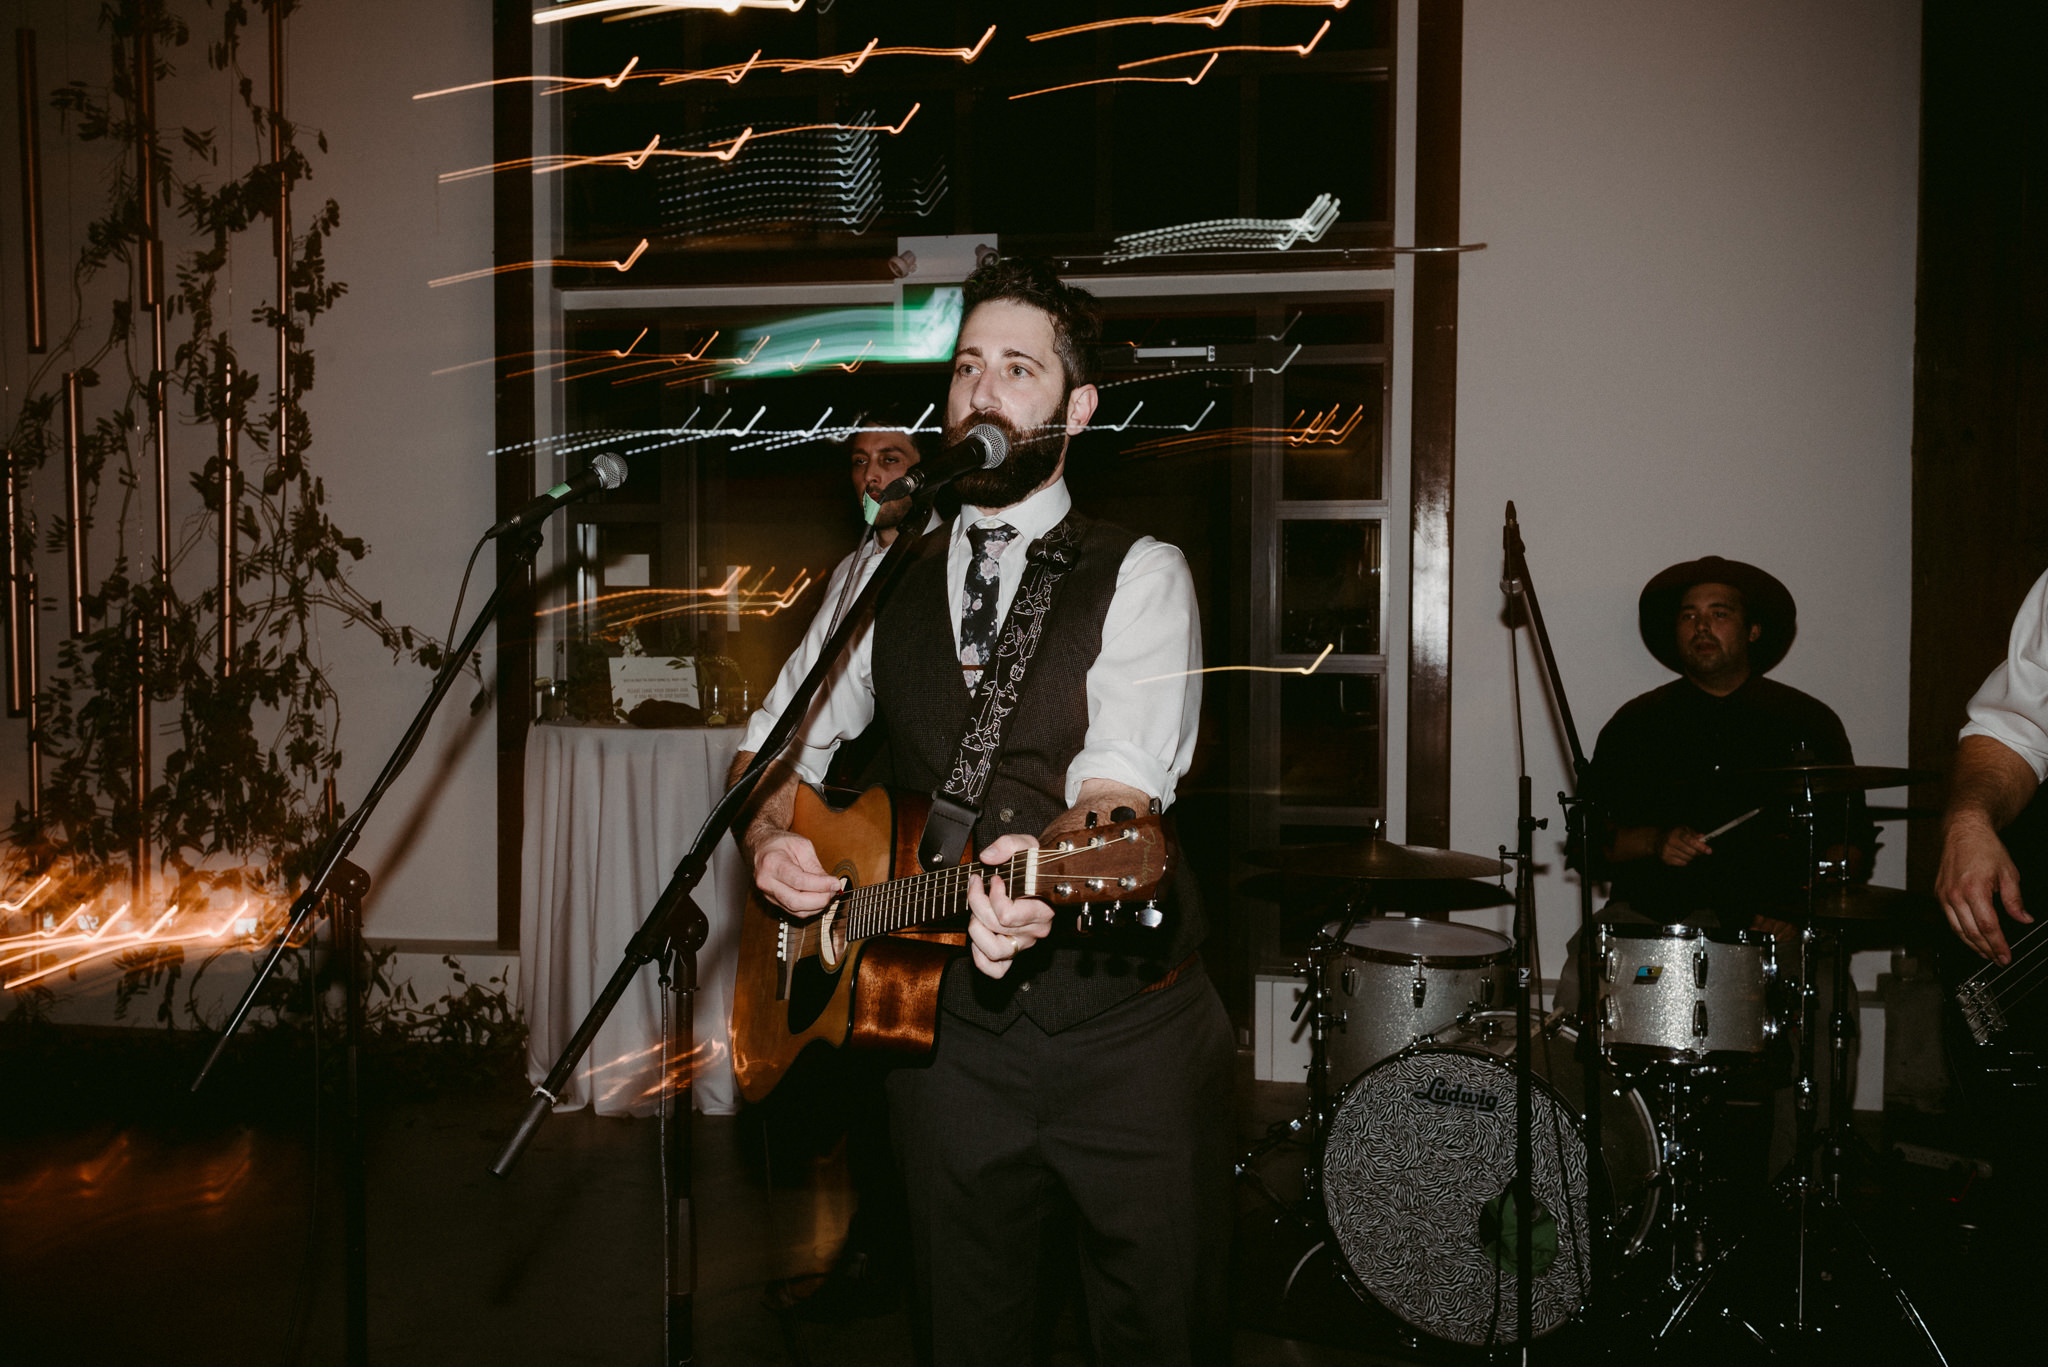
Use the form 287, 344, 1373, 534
886, 969, 1236, 1367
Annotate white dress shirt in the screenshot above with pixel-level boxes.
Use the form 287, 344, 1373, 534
740, 477, 1203, 809
1961, 567, 2048, 783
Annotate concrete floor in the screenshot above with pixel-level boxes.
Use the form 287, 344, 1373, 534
0, 1034, 2033, 1366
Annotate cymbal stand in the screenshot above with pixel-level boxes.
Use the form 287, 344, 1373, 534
1651, 787, 1950, 1363
1235, 909, 1355, 1212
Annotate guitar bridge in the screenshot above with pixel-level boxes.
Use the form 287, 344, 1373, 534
1956, 980, 2008, 1046
775, 919, 799, 1003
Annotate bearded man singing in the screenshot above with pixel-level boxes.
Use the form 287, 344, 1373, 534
735, 256, 1231, 1367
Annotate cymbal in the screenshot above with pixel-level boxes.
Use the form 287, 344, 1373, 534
1718, 764, 1936, 796
1246, 839, 1508, 881
1768, 883, 1940, 923
1865, 804, 1942, 823
1233, 871, 1516, 912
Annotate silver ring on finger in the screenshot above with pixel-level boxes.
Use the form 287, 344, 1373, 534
1005, 933, 1021, 959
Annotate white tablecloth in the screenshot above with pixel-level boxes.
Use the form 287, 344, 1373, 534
521, 722, 746, 1116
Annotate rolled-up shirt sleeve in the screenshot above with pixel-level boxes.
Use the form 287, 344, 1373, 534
1066, 537, 1203, 809
737, 545, 880, 785
1961, 568, 2048, 783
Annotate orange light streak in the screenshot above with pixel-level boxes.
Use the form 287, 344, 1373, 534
1013, 53, 1218, 101
424, 26, 992, 103
436, 104, 920, 183
1115, 18, 1332, 69
1030, 0, 1348, 42
532, 0, 808, 24
1131, 643, 1334, 687
636, 1036, 730, 1100
1, 876, 51, 911
428, 237, 648, 289
544, 567, 817, 634
2, 899, 264, 988
412, 54, 643, 100
1120, 406, 1364, 457
3, 901, 268, 987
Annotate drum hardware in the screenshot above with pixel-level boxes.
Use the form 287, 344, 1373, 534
1648, 780, 1951, 1363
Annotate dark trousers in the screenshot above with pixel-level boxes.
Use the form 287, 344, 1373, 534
886, 969, 1236, 1367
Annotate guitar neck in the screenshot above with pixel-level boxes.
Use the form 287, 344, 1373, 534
835, 851, 1034, 943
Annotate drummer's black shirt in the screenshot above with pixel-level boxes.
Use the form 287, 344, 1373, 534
1585, 674, 1875, 919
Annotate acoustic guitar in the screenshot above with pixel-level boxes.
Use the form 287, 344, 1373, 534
729, 783, 1173, 1103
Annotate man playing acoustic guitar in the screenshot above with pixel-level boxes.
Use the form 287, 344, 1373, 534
734, 256, 1232, 1367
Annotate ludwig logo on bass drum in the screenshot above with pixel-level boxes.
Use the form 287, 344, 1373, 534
1412, 1076, 1500, 1112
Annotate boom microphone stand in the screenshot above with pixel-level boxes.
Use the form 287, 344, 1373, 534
489, 488, 941, 1366
189, 527, 550, 1367
1499, 502, 1615, 1340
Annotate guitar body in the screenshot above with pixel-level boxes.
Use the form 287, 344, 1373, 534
730, 785, 965, 1104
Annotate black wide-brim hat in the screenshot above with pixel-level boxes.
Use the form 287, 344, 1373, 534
1638, 556, 1797, 674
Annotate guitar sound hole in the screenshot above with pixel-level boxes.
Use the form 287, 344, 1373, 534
786, 941, 842, 1035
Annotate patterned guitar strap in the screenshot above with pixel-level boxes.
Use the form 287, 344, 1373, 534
916, 513, 1086, 871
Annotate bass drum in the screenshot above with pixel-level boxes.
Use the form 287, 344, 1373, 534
1319, 1019, 1660, 1345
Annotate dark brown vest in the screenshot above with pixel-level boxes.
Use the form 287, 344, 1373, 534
872, 512, 1206, 1034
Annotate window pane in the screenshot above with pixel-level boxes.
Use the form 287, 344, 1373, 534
1281, 519, 1381, 655
1281, 367, 1384, 501
1281, 674, 1381, 808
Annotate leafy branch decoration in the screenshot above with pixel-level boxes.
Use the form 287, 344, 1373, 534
2, 0, 450, 1021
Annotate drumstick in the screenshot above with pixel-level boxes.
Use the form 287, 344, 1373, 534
1703, 808, 1760, 840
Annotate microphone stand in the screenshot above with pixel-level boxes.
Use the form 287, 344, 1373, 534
1499, 502, 1613, 1343
188, 527, 549, 1367
489, 488, 940, 1366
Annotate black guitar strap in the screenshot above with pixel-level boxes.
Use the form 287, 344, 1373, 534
916, 513, 1085, 871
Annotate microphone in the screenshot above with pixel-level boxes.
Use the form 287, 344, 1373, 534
487, 452, 627, 539
1501, 500, 1523, 596
875, 423, 1009, 503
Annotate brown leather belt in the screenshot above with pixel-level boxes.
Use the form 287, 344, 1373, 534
1139, 952, 1201, 995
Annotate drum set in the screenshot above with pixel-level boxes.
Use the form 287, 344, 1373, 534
1239, 766, 1954, 1360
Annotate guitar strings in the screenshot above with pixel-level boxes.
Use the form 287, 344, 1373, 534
1973, 920, 2048, 1010
820, 839, 1152, 952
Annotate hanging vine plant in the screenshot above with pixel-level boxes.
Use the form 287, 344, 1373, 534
2, 0, 449, 1024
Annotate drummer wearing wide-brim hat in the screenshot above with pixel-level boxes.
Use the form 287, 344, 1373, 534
1556, 557, 1876, 1010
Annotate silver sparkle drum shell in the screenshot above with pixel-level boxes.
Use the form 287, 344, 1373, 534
1320, 917, 1514, 1084
1593, 922, 1783, 1062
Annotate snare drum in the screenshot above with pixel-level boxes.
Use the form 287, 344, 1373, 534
1592, 922, 1783, 1062
1320, 917, 1513, 1083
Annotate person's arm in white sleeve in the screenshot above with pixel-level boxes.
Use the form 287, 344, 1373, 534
1063, 537, 1203, 812
1939, 570, 2048, 963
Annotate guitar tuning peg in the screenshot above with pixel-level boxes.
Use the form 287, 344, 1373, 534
1138, 900, 1163, 929
1111, 805, 1137, 823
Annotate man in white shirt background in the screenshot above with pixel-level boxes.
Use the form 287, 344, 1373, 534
727, 406, 932, 1322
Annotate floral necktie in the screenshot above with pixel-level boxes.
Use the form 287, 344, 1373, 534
957, 520, 1017, 687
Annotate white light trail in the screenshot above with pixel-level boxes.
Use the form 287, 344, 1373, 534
1105, 194, 1341, 263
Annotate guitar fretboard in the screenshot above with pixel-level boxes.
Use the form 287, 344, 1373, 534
794, 851, 1033, 958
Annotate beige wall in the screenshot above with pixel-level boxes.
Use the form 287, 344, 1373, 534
1446, 0, 1922, 976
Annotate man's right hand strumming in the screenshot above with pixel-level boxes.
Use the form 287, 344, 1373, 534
748, 829, 841, 916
